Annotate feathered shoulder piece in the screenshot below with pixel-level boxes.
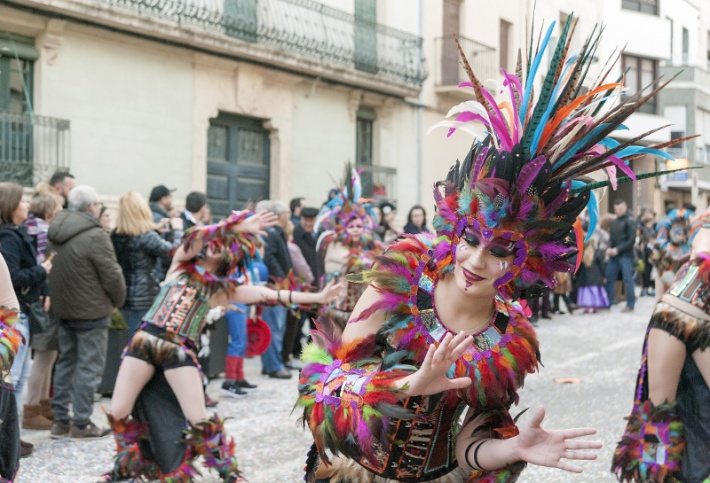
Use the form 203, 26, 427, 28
297, 317, 416, 466
430, 15, 694, 299
177, 210, 258, 295
315, 164, 380, 242
0, 307, 23, 374
348, 232, 453, 323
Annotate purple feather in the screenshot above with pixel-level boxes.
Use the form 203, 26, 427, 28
515, 156, 547, 194
535, 242, 571, 261
544, 180, 571, 217
480, 88, 513, 150
471, 146, 490, 182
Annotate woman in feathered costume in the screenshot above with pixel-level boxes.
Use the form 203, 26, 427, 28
297, 14, 690, 483
316, 166, 383, 332
102, 210, 341, 482
611, 223, 710, 483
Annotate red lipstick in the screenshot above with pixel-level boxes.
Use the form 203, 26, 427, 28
462, 268, 485, 288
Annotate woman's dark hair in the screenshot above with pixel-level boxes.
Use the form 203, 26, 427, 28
0, 182, 24, 225
406, 205, 427, 228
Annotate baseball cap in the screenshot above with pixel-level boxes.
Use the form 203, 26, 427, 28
149, 185, 176, 202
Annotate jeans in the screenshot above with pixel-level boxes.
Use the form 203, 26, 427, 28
52, 322, 109, 425
10, 315, 31, 411
226, 304, 247, 358
260, 305, 286, 373
605, 255, 636, 309
120, 308, 146, 334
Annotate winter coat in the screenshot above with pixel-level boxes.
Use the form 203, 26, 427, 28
263, 226, 292, 280
0, 224, 47, 313
48, 210, 126, 321
609, 213, 637, 258
293, 224, 317, 278
576, 249, 605, 287
111, 230, 173, 311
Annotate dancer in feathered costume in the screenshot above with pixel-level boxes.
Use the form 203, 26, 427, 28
316, 165, 383, 331
102, 211, 341, 482
297, 13, 691, 483
611, 223, 710, 483
650, 208, 694, 299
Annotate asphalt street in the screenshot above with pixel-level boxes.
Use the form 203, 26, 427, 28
16, 295, 655, 483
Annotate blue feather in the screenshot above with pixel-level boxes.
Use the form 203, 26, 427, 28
529, 56, 576, 155
520, 21, 557, 124
553, 122, 611, 169
617, 146, 675, 161
572, 180, 598, 241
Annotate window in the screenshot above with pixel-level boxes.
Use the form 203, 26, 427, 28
706, 31, 710, 69
0, 35, 35, 114
622, 0, 658, 15
622, 54, 658, 114
354, 0, 378, 74
356, 108, 375, 196
682, 27, 689, 66
499, 20, 511, 71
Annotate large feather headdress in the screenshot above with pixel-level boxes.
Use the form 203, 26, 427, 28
431, 15, 692, 299
315, 164, 380, 242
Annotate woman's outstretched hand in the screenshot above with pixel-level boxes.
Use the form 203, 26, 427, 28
318, 279, 343, 305
234, 210, 279, 236
516, 406, 602, 473
398, 332, 473, 396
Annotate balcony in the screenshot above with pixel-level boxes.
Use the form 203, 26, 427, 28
660, 64, 710, 88
433, 35, 496, 98
0, 111, 71, 187
28, 0, 426, 96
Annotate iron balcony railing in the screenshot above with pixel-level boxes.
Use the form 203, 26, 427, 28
103, 0, 426, 86
0, 111, 71, 187
434, 35, 496, 87
357, 164, 396, 202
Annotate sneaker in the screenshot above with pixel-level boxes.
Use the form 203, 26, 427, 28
205, 394, 219, 408
70, 420, 111, 439
268, 369, 292, 379
221, 382, 247, 398
50, 420, 71, 439
235, 380, 257, 390
284, 359, 304, 371
621, 306, 634, 313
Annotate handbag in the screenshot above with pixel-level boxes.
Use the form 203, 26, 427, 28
26, 299, 53, 336
611, 336, 685, 482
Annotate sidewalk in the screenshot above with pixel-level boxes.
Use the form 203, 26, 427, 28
17, 294, 657, 482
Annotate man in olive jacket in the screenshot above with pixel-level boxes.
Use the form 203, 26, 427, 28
47, 185, 126, 439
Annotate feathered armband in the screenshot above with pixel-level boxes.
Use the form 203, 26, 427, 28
296, 324, 416, 465
0, 307, 23, 374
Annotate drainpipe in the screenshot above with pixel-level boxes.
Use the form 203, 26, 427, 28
416, 0, 424, 204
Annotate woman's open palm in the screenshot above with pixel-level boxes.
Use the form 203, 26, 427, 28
400, 332, 473, 396
516, 407, 602, 473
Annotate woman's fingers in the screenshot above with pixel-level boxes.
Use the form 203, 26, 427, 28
555, 461, 583, 473
564, 439, 602, 450
561, 451, 598, 461
527, 406, 546, 429
447, 376, 472, 390
562, 427, 598, 439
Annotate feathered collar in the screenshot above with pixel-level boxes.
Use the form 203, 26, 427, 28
350, 233, 539, 408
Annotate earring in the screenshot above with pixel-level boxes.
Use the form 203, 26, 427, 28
498, 260, 509, 271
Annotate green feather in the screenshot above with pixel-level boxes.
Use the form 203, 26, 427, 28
572, 167, 703, 193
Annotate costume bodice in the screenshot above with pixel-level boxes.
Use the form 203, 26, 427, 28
142, 281, 210, 343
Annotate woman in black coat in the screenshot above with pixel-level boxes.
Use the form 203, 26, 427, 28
0, 182, 52, 457
110, 192, 176, 334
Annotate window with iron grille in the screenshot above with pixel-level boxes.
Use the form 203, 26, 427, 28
621, 0, 658, 15
622, 54, 658, 114
356, 108, 375, 197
